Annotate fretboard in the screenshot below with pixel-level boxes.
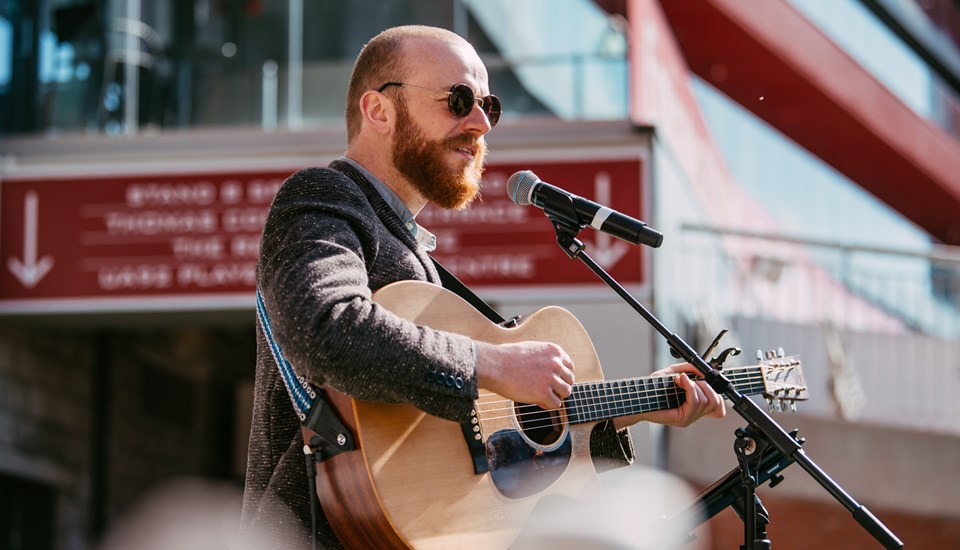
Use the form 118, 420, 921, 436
563, 367, 767, 424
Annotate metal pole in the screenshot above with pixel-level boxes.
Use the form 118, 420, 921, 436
123, 0, 140, 134
287, 0, 303, 129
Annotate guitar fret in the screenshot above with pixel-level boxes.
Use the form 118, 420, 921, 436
595, 382, 606, 421
599, 381, 610, 419
638, 378, 651, 413
606, 381, 617, 418
645, 377, 659, 411
622, 379, 632, 414
570, 385, 581, 422
588, 382, 601, 422
636, 378, 648, 414
581, 382, 591, 422
665, 376, 682, 410
565, 365, 804, 425
650, 377, 663, 411
611, 380, 620, 417
565, 389, 579, 424
598, 381, 609, 421
628, 379, 640, 415
659, 377, 676, 410
607, 380, 621, 416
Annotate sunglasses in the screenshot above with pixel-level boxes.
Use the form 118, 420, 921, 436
377, 82, 501, 127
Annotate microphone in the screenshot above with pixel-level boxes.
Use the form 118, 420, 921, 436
506, 170, 663, 248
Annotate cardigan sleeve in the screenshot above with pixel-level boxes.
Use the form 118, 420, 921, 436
256, 168, 479, 423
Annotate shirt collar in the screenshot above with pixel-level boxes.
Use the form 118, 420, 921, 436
339, 156, 437, 252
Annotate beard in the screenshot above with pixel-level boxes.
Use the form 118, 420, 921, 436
391, 99, 487, 210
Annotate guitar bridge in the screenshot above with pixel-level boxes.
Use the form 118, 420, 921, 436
460, 407, 489, 474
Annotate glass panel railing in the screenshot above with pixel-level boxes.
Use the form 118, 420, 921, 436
674, 225, 960, 435
789, 0, 960, 142
1, 0, 628, 137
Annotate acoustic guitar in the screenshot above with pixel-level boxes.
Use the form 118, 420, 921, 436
311, 280, 807, 549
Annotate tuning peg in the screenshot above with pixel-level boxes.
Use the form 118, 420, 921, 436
756, 349, 764, 362
790, 402, 798, 412
776, 347, 785, 358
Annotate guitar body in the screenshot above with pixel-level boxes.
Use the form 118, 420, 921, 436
316, 280, 607, 549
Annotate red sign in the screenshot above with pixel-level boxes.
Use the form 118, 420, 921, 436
0, 158, 645, 313
424, 159, 646, 288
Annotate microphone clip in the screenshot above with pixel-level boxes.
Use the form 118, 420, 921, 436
544, 198, 587, 259
542, 193, 587, 259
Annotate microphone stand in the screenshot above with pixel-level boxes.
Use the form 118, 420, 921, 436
540, 208, 903, 549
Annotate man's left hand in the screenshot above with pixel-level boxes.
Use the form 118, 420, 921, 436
613, 362, 726, 430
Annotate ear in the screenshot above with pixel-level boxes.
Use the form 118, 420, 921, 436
359, 90, 393, 136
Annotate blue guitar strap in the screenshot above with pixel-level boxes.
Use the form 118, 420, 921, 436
256, 287, 354, 460
256, 288, 315, 421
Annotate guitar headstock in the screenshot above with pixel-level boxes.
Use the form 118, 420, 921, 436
756, 349, 808, 412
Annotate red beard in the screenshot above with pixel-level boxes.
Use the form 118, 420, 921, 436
391, 100, 487, 210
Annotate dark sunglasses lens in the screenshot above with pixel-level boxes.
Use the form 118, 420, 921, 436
448, 85, 475, 117
448, 85, 501, 127
484, 95, 501, 127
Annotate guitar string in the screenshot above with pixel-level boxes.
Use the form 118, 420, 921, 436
474, 366, 771, 411
490, 369, 802, 432
478, 376, 729, 423
479, 374, 768, 433
470, 367, 791, 422
498, 373, 792, 427
471, 365, 800, 429
471, 364, 798, 415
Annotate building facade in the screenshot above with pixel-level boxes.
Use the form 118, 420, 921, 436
1, 1, 959, 548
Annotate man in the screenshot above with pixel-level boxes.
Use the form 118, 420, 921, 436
242, 25, 725, 549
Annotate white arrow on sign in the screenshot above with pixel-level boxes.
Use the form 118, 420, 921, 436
6, 191, 55, 288
584, 172, 629, 270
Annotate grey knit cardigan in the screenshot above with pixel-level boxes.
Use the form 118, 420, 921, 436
241, 160, 634, 549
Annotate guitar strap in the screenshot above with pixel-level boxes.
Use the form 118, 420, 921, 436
255, 288, 354, 461
430, 257, 507, 324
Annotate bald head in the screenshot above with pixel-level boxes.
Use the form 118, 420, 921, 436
345, 25, 478, 143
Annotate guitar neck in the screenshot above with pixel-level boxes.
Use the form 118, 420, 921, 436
564, 366, 766, 424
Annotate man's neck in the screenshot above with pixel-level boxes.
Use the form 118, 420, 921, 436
343, 150, 427, 215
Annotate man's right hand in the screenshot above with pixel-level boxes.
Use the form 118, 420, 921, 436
474, 341, 575, 410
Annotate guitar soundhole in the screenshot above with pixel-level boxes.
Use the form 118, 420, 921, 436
514, 402, 565, 447
486, 428, 571, 499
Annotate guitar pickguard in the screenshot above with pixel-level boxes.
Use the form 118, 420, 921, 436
486, 429, 572, 499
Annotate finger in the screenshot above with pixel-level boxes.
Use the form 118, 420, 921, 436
553, 378, 573, 399
712, 395, 727, 418
558, 364, 575, 385
677, 373, 699, 400
540, 390, 563, 410
683, 375, 709, 418
707, 386, 726, 417
683, 390, 702, 420
694, 380, 719, 412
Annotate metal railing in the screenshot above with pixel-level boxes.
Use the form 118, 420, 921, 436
672, 224, 960, 436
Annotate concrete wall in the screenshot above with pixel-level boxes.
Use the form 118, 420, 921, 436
0, 324, 254, 549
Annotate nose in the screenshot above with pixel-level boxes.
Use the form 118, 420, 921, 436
462, 100, 493, 134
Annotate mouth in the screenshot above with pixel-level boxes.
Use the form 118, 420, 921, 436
455, 145, 477, 159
